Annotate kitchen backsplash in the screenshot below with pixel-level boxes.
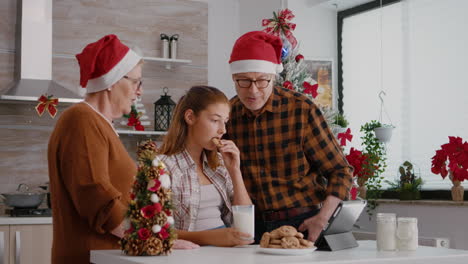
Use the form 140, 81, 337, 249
0, 0, 207, 195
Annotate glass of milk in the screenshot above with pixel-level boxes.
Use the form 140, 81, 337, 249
232, 205, 255, 240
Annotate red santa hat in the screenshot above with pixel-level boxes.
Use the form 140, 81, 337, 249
76, 34, 141, 93
229, 31, 283, 74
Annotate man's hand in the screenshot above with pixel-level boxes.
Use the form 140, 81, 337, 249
298, 195, 342, 242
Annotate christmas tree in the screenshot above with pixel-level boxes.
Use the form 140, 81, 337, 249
122, 98, 150, 131
120, 140, 176, 256
262, 9, 346, 136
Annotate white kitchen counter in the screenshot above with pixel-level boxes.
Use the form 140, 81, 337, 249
91, 240, 468, 264
0, 216, 52, 225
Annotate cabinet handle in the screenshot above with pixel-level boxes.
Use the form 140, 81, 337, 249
15, 231, 20, 264
0, 231, 4, 264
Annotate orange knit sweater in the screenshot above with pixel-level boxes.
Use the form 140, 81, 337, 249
48, 103, 136, 263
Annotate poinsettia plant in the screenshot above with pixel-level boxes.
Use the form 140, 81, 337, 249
123, 104, 144, 131
346, 147, 372, 186
431, 136, 468, 182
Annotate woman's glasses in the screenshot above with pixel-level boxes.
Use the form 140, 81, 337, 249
123, 75, 143, 89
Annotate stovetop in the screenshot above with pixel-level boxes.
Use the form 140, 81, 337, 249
5, 208, 52, 217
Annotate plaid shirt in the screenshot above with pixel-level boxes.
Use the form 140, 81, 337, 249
157, 150, 233, 231
226, 87, 353, 212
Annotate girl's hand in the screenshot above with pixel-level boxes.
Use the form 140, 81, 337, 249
173, 239, 200, 249
209, 227, 254, 247
218, 140, 241, 173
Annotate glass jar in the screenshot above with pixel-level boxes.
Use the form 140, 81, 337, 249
376, 213, 396, 251
396, 217, 418, 251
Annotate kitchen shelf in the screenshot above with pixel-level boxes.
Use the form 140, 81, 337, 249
116, 129, 167, 136
143, 56, 192, 70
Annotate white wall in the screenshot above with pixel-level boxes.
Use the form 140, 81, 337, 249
357, 202, 468, 250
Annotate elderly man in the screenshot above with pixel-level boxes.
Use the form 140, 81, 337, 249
226, 31, 353, 242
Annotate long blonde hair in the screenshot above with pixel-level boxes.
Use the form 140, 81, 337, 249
159, 86, 230, 169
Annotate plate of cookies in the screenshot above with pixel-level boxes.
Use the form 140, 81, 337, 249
257, 225, 316, 256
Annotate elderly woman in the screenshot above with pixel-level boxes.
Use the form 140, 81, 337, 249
47, 34, 143, 263
48, 35, 199, 263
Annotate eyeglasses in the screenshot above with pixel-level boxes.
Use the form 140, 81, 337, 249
123, 76, 143, 89
235, 79, 271, 89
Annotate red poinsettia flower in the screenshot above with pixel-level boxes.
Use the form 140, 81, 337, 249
431, 136, 468, 181
283, 81, 294, 90
303, 82, 318, 98
138, 228, 151, 240
153, 203, 162, 213
346, 148, 371, 180
141, 204, 157, 218
159, 228, 169, 240
295, 54, 304, 62
148, 179, 161, 192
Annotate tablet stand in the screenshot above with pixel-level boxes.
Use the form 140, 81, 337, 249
316, 231, 358, 251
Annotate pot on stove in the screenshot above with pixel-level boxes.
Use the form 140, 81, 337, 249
0, 183, 46, 209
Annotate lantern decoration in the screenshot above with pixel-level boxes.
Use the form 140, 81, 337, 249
154, 87, 176, 131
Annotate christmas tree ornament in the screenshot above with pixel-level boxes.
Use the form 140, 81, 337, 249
120, 140, 176, 256
36, 94, 58, 118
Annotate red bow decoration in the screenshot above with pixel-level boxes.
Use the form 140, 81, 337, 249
35, 94, 58, 118
337, 128, 353, 146
303, 82, 318, 98
262, 9, 298, 48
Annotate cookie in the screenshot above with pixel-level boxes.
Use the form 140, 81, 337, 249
269, 239, 282, 245
259, 232, 271, 248
212, 138, 223, 147
281, 236, 300, 249
295, 232, 304, 239
299, 238, 314, 248
276, 225, 297, 237
269, 229, 281, 239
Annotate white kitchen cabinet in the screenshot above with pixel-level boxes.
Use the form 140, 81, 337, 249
0, 224, 52, 264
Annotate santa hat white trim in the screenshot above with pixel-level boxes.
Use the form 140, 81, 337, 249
83, 49, 141, 93
230, 59, 283, 75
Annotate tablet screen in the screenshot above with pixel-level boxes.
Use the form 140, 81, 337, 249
320, 200, 366, 236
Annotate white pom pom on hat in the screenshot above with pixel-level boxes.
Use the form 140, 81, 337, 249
75, 34, 141, 93
229, 31, 284, 74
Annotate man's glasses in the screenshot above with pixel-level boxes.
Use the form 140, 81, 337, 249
235, 79, 271, 89
123, 76, 143, 89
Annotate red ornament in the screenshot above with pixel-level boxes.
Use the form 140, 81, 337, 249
295, 54, 304, 62
283, 81, 294, 90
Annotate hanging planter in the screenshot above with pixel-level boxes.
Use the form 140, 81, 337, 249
375, 91, 395, 143
374, 125, 394, 143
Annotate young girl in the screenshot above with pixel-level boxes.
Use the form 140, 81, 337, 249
157, 86, 253, 247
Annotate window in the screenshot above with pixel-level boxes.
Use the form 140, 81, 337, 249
339, 0, 468, 190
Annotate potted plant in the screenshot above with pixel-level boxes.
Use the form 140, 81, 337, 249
373, 123, 395, 143
328, 112, 349, 136
345, 148, 371, 199
386, 161, 423, 200
431, 136, 468, 201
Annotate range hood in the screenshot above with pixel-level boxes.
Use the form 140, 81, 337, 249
0, 0, 83, 103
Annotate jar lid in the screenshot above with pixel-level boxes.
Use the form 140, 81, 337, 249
397, 217, 417, 223
376, 213, 396, 222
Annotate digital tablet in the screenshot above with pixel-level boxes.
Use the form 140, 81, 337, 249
315, 199, 366, 250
